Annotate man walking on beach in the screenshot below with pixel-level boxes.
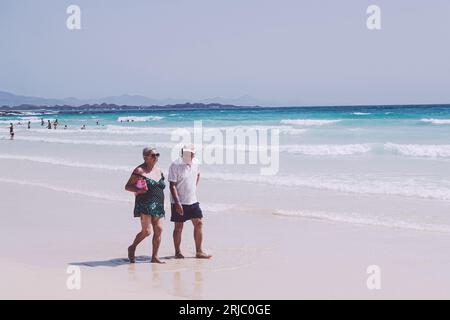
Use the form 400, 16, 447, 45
169, 144, 212, 259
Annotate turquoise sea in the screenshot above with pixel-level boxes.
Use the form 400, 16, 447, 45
2, 104, 450, 232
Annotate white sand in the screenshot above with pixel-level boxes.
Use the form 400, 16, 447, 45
2, 179, 450, 299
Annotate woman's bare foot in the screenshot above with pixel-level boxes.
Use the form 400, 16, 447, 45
175, 252, 185, 259
151, 257, 166, 264
196, 252, 212, 259
128, 246, 136, 263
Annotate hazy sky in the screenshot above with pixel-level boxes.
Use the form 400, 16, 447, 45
1, 0, 450, 106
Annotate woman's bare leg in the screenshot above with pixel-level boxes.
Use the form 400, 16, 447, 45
128, 215, 152, 263
151, 216, 165, 263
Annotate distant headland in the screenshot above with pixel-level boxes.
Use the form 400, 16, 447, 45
0, 102, 262, 116
0, 90, 263, 112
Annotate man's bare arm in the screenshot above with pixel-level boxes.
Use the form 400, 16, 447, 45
170, 181, 184, 214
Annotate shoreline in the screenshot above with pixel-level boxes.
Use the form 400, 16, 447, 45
2, 180, 450, 299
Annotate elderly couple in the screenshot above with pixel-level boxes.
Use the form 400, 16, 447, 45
125, 145, 212, 264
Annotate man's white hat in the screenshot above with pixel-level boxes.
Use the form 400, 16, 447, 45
182, 144, 196, 154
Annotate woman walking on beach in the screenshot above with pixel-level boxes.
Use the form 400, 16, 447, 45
125, 147, 166, 264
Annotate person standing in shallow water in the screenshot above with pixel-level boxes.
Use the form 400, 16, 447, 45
125, 147, 166, 264
9, 123, 14, 139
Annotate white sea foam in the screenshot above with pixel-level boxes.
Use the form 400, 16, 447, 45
200, 203, 237, 214
420, 118, 450, 125
0, 177, 131, 203
1, 174, 448, 232
3, 123, 307, 137
384, 143, 450, 158
117, 116, 163, 122
203, 172, 450, 201
0, 154, 131, 172
106, 124, 306, 136
25, 128, 90, 134
0, 118, 54, 125
281, 144, 371, 156
19, 116, 47, 123
13, 136, 175, 148
3, 125, 171, 135
0, 177, 234, 214
20, 111, 59, 116
8, 134, 450, 160
352, 112, 371, 115
2, 153, 449, 200
12, 136, 367, 156
280, 119, 341, 126
279, 127, 307, 135
273, 209, 450, 233
104, 125, 186, 135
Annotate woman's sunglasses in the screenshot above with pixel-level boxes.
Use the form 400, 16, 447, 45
145, 153, 160, 158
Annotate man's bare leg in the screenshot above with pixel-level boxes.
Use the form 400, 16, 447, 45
128, 215, 152, 263
173, 222, 184, 258
192, 218, 212, 259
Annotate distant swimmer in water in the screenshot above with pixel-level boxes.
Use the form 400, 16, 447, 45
47, 120, 51, 129
96, 121, 99, 125
27, 121, 31, 129
81, 125, 86, 130
9, 123, 14, 139
64, 125, 68, 129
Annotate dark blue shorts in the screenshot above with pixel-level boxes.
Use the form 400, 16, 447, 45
170, 202, 203, 222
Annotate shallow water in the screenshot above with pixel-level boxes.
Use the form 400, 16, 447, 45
2, 105, 450, 232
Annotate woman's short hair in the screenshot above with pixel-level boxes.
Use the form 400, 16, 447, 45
142, 147, 157, 156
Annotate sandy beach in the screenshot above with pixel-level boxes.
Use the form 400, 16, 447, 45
2, 168, 450, 299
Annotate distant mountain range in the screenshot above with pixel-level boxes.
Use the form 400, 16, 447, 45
0, 91, 265, 108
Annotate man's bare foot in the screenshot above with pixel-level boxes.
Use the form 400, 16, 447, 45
151, 257, 166, 264
175, 252, 185, 259
196, 252, 212, 259
128, 246, 135, 263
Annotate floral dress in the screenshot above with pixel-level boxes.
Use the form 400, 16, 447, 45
133, 173, 165, 218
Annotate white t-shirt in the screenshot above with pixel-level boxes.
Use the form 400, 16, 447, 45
168, 158, 200, 205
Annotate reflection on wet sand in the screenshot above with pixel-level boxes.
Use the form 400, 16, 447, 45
172, 260, 204, 299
